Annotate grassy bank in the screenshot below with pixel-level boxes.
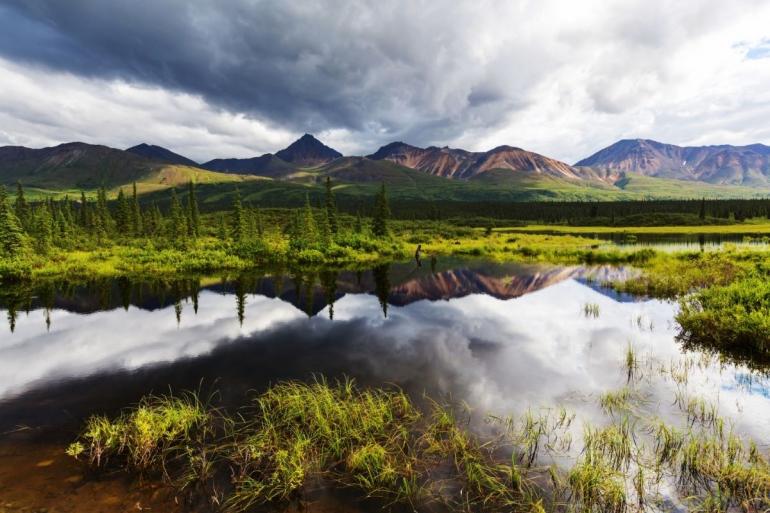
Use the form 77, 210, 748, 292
0, 224, 644, 282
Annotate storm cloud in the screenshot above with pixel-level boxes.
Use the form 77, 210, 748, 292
0, 0, 769, 161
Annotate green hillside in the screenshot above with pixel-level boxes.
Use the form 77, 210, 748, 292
614, 172, 769, 199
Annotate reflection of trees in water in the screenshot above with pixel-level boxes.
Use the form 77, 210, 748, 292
118, 277, 131, 311
6, 298, 17, 333
1, 260, 446, 331
234, 277, 249, 326
373, 264, 391, 318
320, 270, 338, 320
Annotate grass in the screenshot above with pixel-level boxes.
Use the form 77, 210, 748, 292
69, 380, 544, 511
677, 276, 770, 365
67, 364, 770, 513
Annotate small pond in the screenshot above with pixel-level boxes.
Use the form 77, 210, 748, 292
1, 258, 769, 511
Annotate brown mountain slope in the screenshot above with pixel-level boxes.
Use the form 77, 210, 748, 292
576, 139, 770, 185
367, 142, 580, 179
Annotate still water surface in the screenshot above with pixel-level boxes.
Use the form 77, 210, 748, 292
1, 258, 769, 509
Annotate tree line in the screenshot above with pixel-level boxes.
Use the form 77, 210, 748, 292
0, 178, 392, 259
377, 197, 770, 224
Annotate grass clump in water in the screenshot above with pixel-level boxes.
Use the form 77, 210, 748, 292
677, 276, 770, 366
568, 455, 627, 513
68, 392, 208, 470
226, 379, 421, 508
69, 379, 543, 512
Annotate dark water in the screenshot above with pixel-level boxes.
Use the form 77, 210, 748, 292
1, 258, 768, 435
1, 258, 770, 510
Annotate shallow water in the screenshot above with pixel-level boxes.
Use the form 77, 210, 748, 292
1, 258, 770, 510
508, 229, 770, 251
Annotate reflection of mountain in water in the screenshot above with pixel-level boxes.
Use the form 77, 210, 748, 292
0, 260, 639, 331
389, 267, 581, 304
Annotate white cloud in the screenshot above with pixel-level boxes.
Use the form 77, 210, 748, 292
0, 0, 769, 162
0, 58, 297, 162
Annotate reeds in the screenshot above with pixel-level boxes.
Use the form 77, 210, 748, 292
583, 302, 600, 318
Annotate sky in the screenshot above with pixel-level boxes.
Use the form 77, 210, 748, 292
0, 0, 769, 164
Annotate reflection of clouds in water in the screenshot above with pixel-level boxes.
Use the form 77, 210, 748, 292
0, 295, 303, 399
2, 278, 770, 444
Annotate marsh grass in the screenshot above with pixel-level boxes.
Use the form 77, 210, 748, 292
68, 392, 209, 470
583, 302, 600, 318
599, 387, 641, 417
70, 379, 548, 512
69, 374, 770, 513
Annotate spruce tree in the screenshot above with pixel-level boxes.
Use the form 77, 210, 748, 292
231, 189, 246, 243
354, 210, 363, 233
302, 194, 318, 246
132, 182, 143, 236
96, 187, 112, 234
318, 204, 331, 249
324, 176, 338, 235
115, 188, 131, 233
0, 185, 28, 256
34, 202, 54, 253
14, 181, 29, 230
79, 191, 89, 228
254, 206, 264, 238
187, 181, 200, 238
372, 183, 390, 238
218, 213, 229, 241
168, 188, 187, 243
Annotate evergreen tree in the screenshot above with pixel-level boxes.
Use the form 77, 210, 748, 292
14, 181, 29, 230
79, 191, 89, 228
145, 202, 163, 235
168, 189, 187, 243
254, 206, 264, 238
132, 182, 143, 236
0, 185, 28, 256
354, 210, 363, 233
699, 198, 706, 220
115, 188, 131, 233
372, 183, 390, 238
34, 202, 54, 253
95, 186, 112, 234
324, 176, 338, 235
318, 204, 331, 249
301, 194, 318, 245
231, 189, 246, 243
187, 181, 200, 238
218, 212, 229, 241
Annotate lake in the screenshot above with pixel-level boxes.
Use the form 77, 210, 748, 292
1, 258, 769, 511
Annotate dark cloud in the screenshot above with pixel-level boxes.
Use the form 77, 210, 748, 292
0, 0, 531, 147
0, 0, 768, 159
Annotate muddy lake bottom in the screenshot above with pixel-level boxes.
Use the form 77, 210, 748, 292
2, 257, 770, 511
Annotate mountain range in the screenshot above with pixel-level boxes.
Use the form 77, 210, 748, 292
1, 134, 769, 202
576, 139, 770, 186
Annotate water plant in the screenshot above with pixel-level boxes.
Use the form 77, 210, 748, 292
583, 302, 600, 318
